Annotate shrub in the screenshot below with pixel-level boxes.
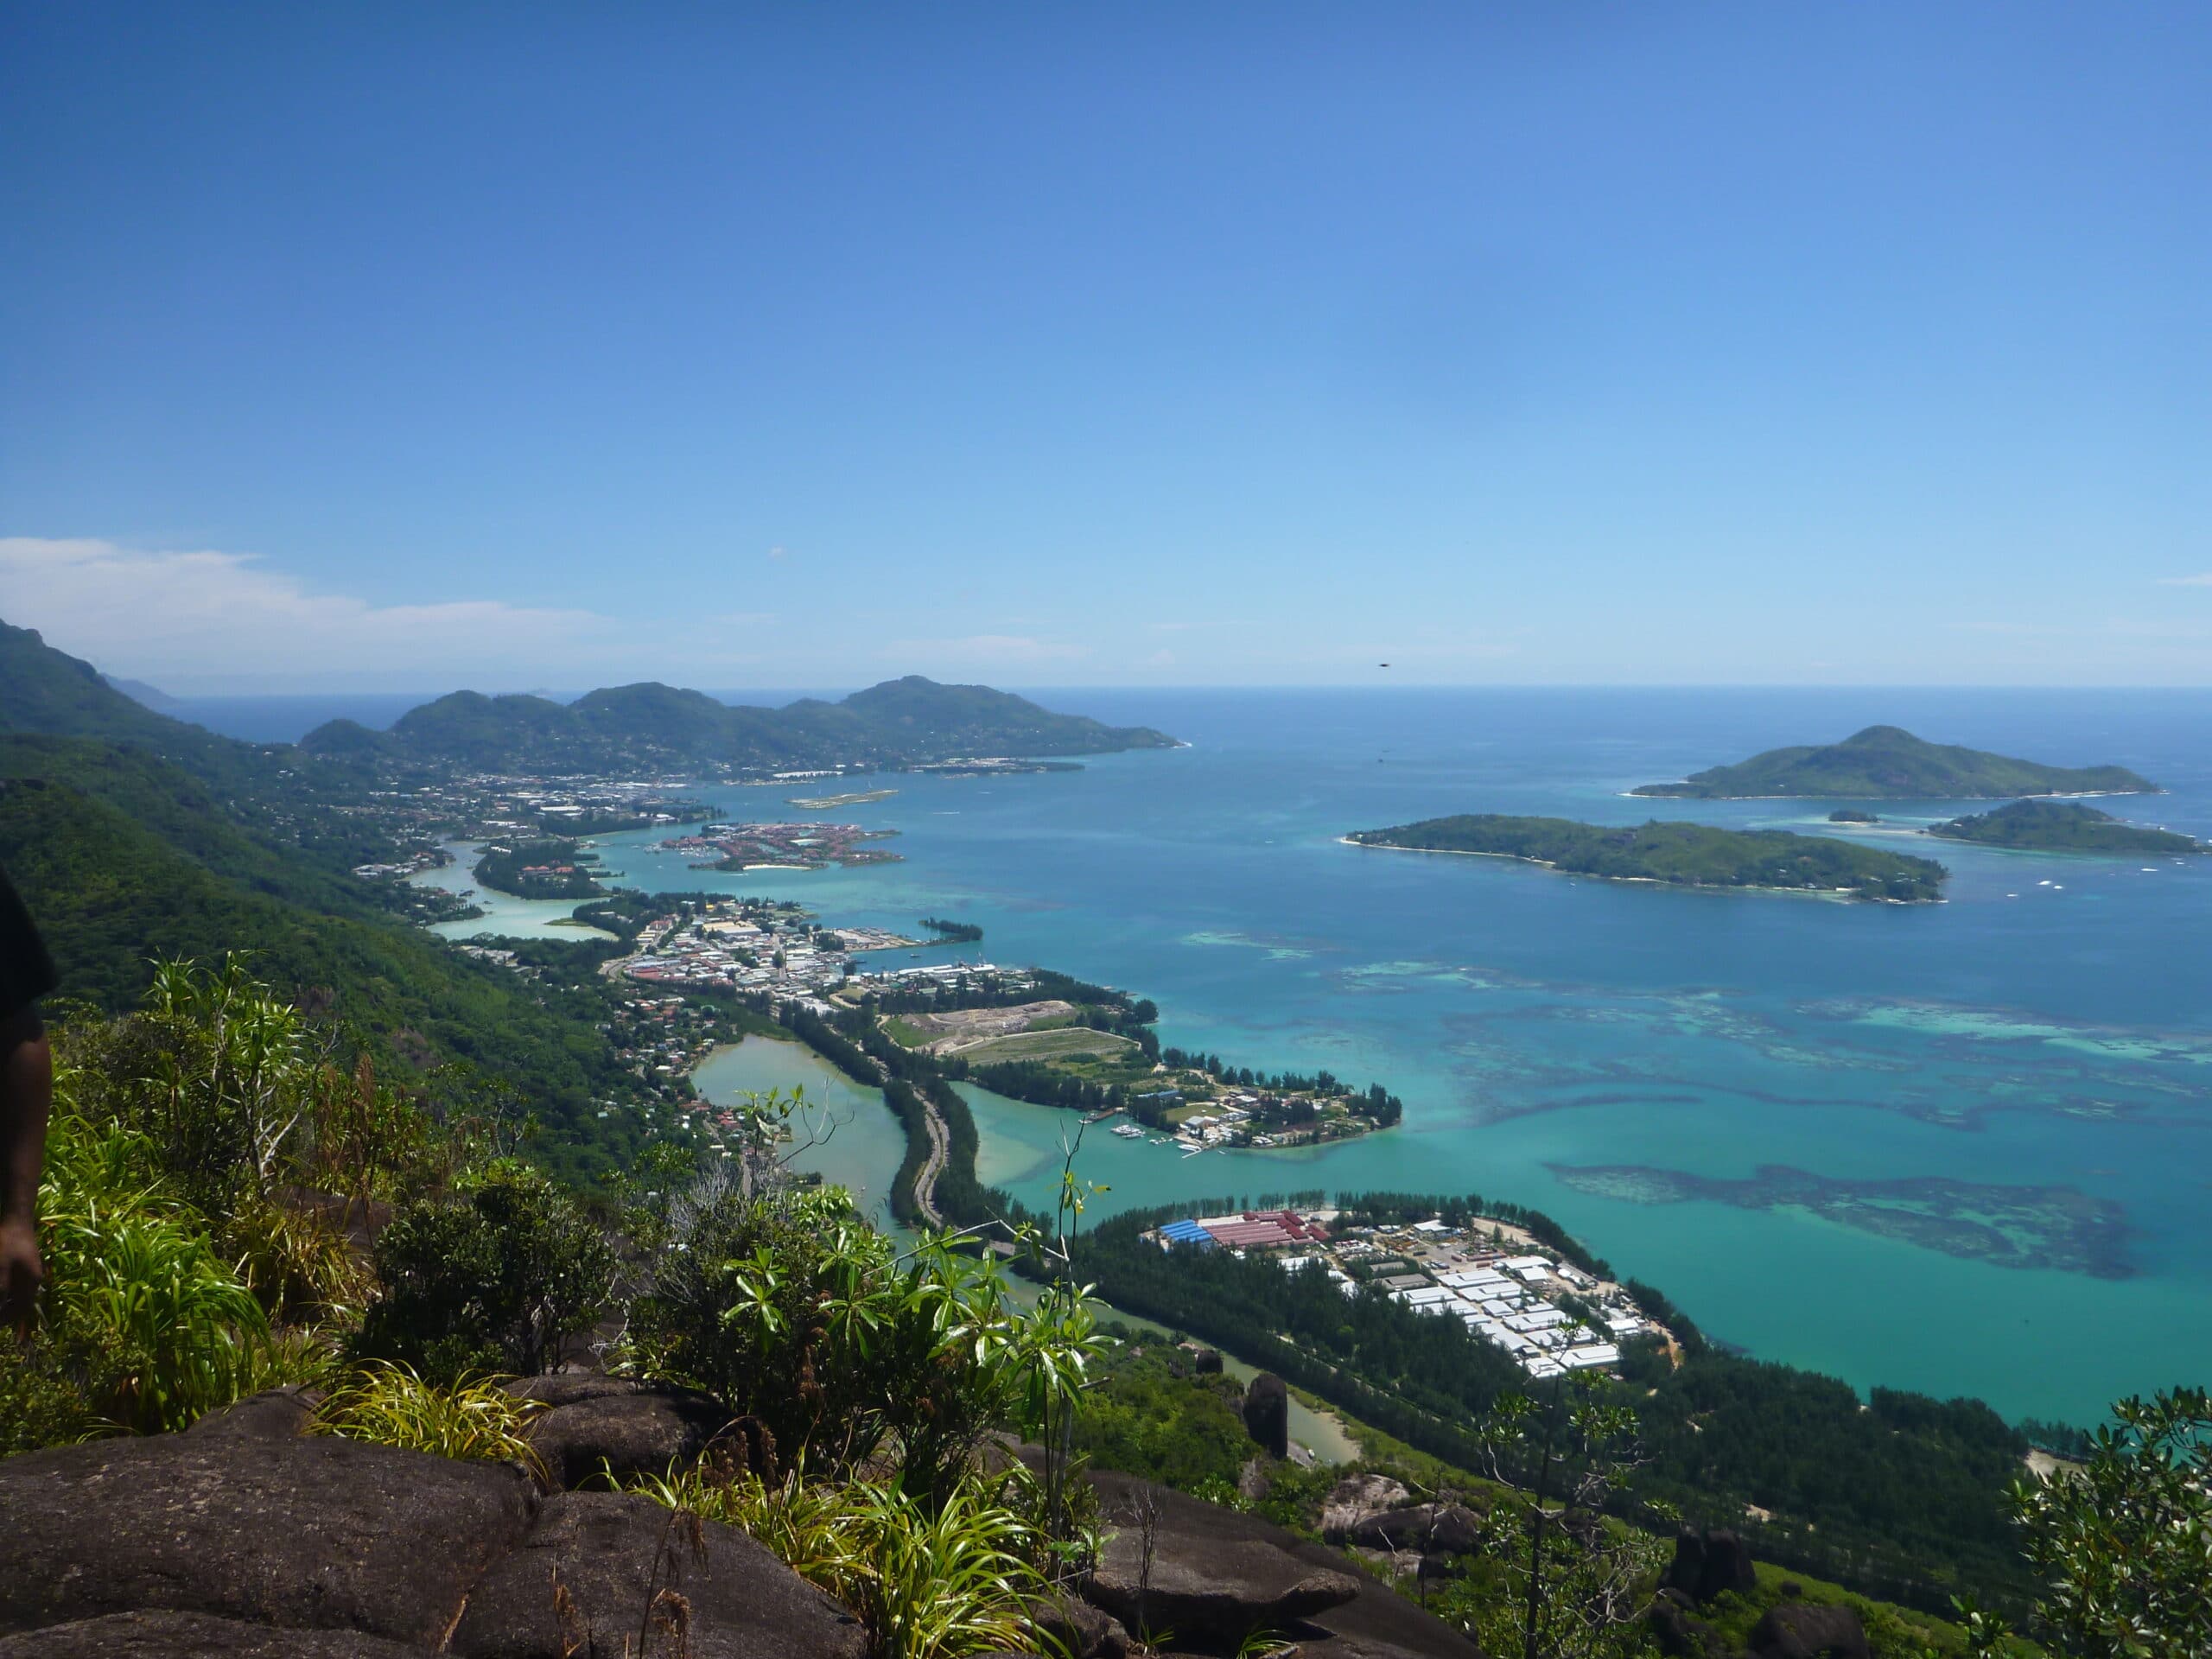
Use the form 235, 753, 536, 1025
29, 1111, 269, 1436
354, 1162, 616, 1383
623, 1179, 1098, 1506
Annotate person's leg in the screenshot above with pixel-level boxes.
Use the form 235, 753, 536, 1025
0, 1007, 53, 1331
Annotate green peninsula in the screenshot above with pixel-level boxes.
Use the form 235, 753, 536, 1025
1347, 814, 1946, 901
474, 838, 607, 899
1632, 724, 2157, 800
1929, 798, 2203, 855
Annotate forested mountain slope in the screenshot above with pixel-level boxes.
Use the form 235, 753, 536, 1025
1634, 725, 2156, 799
304, 674, 1177, 772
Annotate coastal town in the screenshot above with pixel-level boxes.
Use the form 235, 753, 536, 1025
1144, 1207, 1668, 1380
618, 895, 987, 1010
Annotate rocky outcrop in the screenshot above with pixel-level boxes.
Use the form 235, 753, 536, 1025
183, 1386, 322, 1442
1242, 1372, 1290, 1459
1188, 1347, 1224, 1375
0, 1430, 860, 1659
448, 1491, 866, 1659
1662, 1527, 1758, 1605
1745, 1603, 1871, 1659
1084, 1470, 1478, 1657
505, 1375, 734, 1491
1319, 1472, 1412, 1541
1021, 1592, 1130, 1659
0, 1611, 427, 1657
0, 1435, 537, 1645
1349, 1503, 1483, 1556
1649, 1591, 1731, 1659
0, 1420, 1483, 1659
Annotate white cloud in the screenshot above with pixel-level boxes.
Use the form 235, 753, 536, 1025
0, 536, 613, 690
2158, 573, 2212, 587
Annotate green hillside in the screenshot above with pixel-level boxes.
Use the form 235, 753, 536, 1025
1931, 798, 2202, 855
0, 621, 210, 748
1633, 726, 2157, 800
0, 757, 639, 1182
1349, 813, 1948, 901
307, 674, 1176, 772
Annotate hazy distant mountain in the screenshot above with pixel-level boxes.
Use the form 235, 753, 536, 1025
302, 674, 1178, 772
1632, 725, 2157, 800
100, 674, 187, 714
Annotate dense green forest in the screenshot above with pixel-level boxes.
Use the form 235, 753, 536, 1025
1349, 813, 1948, 902
301, 674, 1176, 773
1929, 798, 2202, 855
1633, 725, 2157, 800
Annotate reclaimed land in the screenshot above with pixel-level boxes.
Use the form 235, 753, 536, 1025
1346, 814, 1947, 902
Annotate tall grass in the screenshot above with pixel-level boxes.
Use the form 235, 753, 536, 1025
314, 1361, 545, 1473
35, 1113, 270, 1434
636, 1463, 1049, 1659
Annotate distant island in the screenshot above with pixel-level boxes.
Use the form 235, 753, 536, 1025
1631, 725, 2157, 800
1929, 798, 2203, 855
1827, 808, 1879, 824
299, 675, 1176, 776
1346, 814, 1947, 902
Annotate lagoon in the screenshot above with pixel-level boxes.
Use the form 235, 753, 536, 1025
456, 687, 2212, 1427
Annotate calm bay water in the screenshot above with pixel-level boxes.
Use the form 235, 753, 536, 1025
420, 687, 2211, 1426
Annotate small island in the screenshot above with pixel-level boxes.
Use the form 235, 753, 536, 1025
1929, 798, 2203, 855
1827, 808, 1880, 824
1347, 814, 1947, 902
1632, 726, 2158, 800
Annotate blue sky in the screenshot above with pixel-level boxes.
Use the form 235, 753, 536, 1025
3, 5, 2207, 691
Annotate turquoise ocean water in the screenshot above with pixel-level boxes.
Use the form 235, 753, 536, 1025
414, 688, 2212, 1427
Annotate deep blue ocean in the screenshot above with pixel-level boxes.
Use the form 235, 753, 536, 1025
219, 684, 2212, 1427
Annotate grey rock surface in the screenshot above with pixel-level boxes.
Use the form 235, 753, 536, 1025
1319, 1472, 1414, 1541
1746, 1602, 1872, 1659
1022, 1591, 1130, 1659
1662, 1527, 1759, 1607
1349, 1503, 1482, 1556
1242, 1372, 1290, 1459
185, 1387, 323, 1442
448, 1490, 867, 1659
1083, 1471, 1475, 1655
505, 1376, 734, 1490
0, 1434, 537, 1645
0, 1611, 426, 1657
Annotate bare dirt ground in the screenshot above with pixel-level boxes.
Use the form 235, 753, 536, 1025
893, 999, 1080, 1056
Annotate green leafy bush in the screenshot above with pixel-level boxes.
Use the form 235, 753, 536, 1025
624, 1179, 1098, 1507
354, 1163, 616, 1384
